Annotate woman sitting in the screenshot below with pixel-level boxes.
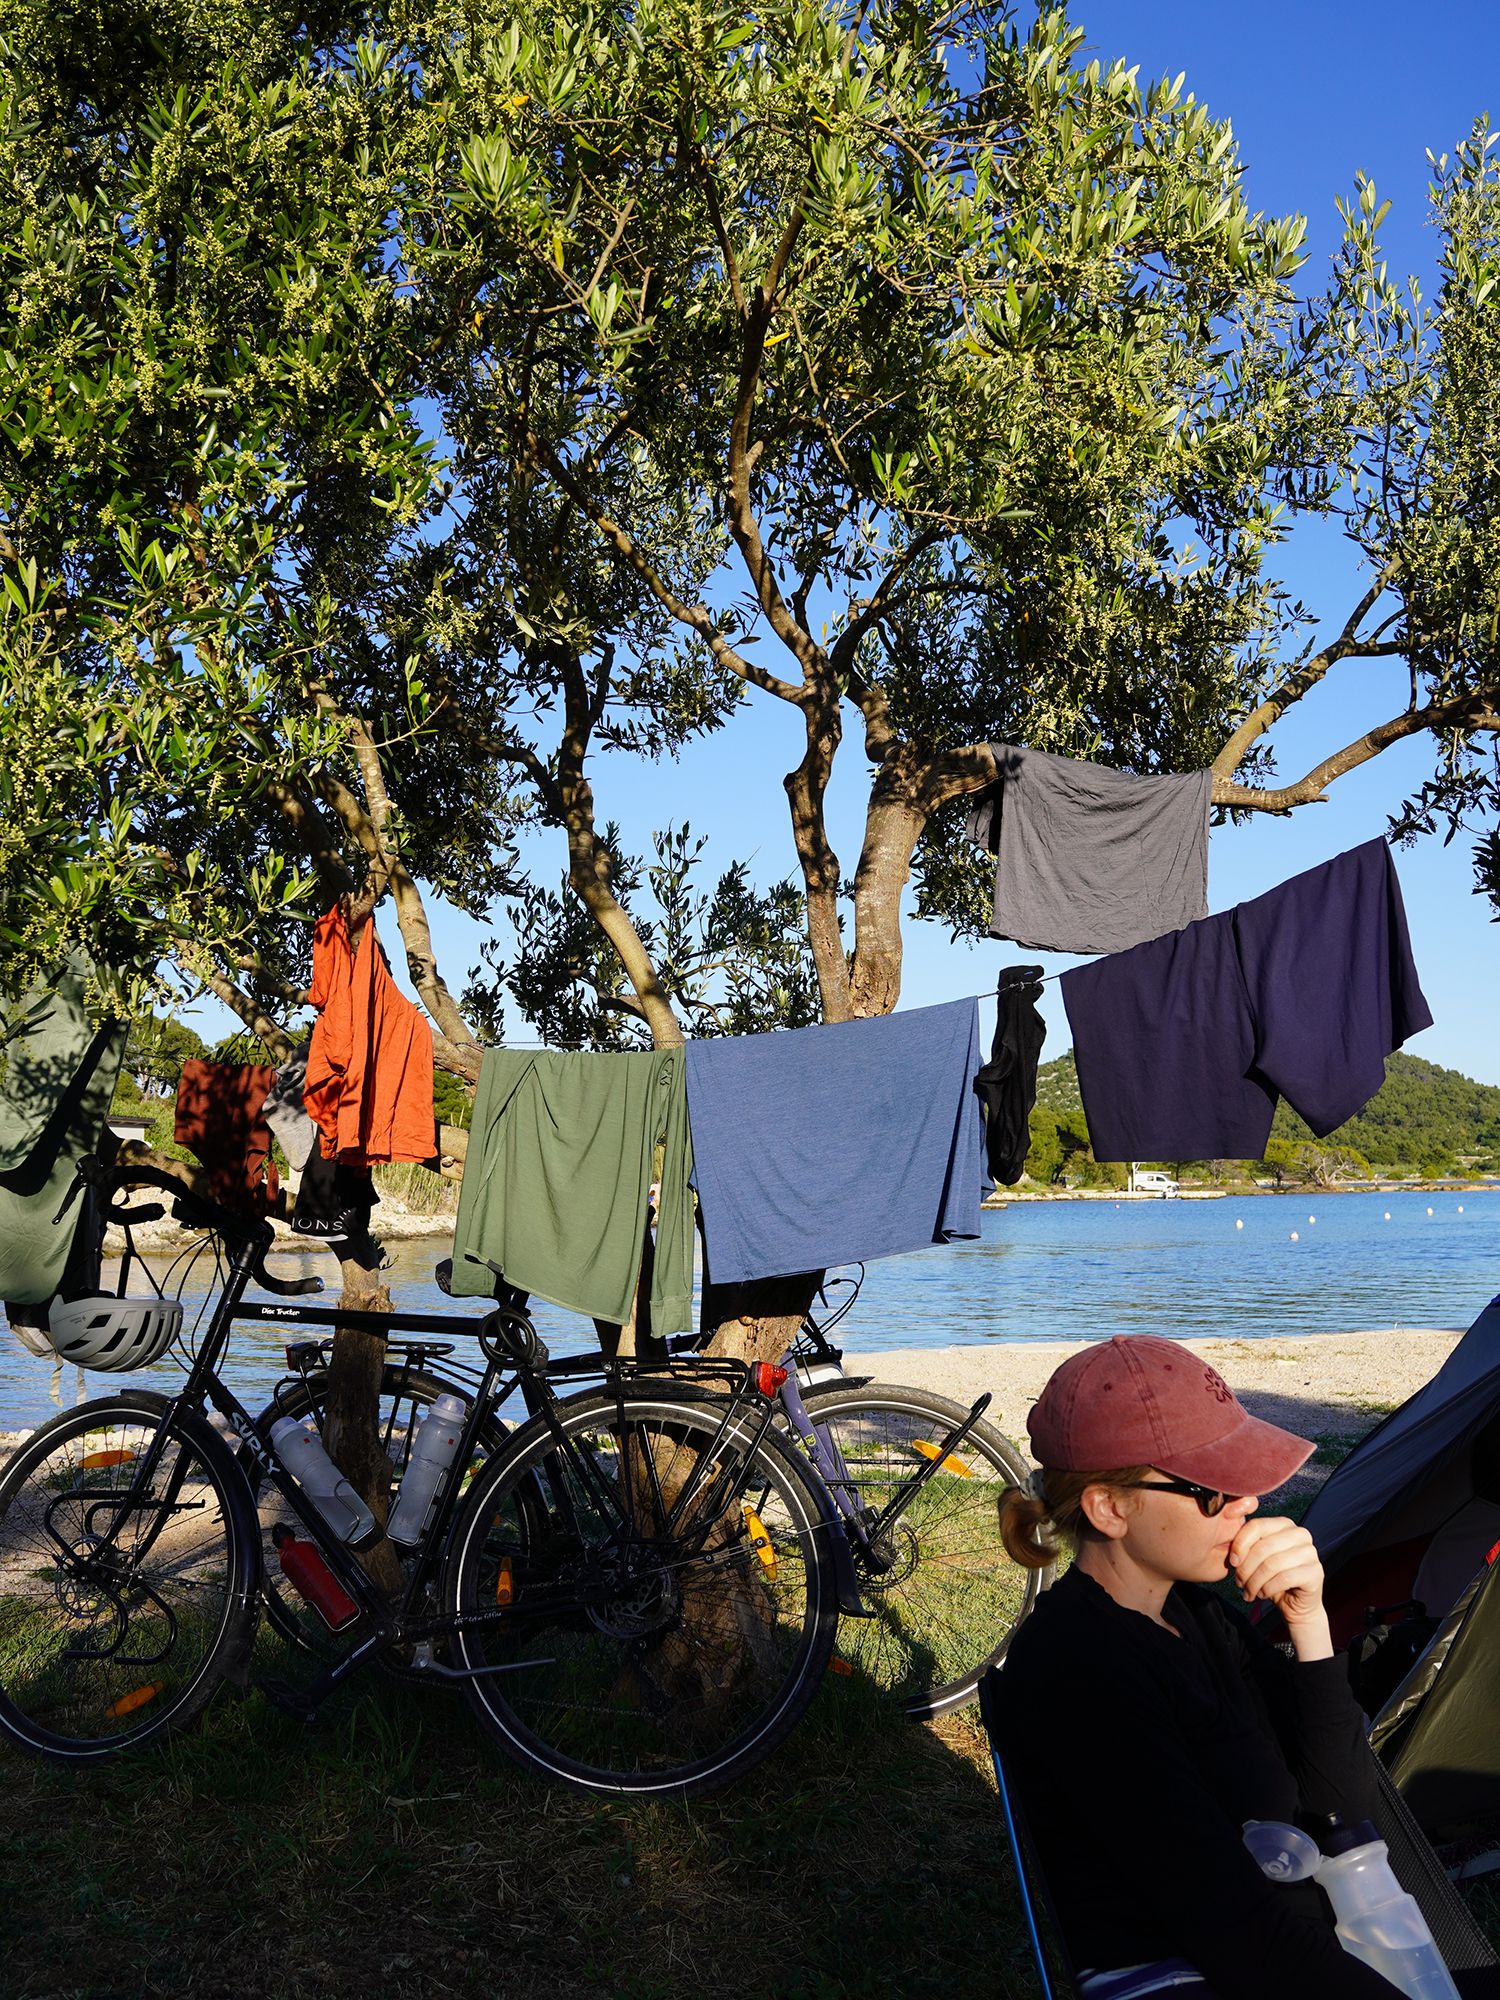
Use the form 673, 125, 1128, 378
994, 1334, 1427, 1999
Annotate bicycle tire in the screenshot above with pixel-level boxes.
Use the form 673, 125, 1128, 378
794, 1380, 1045, 1718
0, 1393, 258, 1760
442, 1382, 839, 1798
245, 1364, 513, 1658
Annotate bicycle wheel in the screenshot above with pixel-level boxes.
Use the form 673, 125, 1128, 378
246, 1364, 513, 1657
442, 1383, 839, 1797
0, 1394, 258, 1759
794, 1381, 1044, 1718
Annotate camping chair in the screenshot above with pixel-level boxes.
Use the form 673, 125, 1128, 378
976, 1666, 1498, 2000
976, 1667, 1207, 1999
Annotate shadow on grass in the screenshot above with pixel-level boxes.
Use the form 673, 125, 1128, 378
0, 1634, 1042, 2000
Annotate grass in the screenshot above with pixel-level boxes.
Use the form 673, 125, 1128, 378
0, 1636, 1039, 2000
2, 1403, 1493, 2000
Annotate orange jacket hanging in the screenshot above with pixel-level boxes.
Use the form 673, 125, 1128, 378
303, 905, 438, 1167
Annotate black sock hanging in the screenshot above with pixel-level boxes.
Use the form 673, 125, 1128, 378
974, 965, 1047, 1187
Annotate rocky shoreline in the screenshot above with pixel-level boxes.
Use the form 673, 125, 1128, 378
102, 1206, 456, 1259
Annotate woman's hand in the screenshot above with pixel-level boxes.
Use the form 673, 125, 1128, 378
1228, 1516, 1333, 1661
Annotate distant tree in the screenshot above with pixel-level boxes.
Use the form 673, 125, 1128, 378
432, 1070, 474, 1133
1261, 1137, 1371, 1188
125, 1015, 209, 1096
1022, 1105, 1064, 1185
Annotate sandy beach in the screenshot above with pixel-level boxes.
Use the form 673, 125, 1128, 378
0, 1324, 1472, 1484
840, 1326, 1469, 1502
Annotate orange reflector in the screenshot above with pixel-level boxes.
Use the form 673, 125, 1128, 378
912, 1439, 972, 1477
495, 1556, 515, 1606
81, 1449, 136, 1470
742, 1505, 778, 1579
827, 1656, 854, 1677
104, 1682, 162, 1720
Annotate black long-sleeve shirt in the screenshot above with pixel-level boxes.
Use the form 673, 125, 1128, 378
993, 1565, 1398, 1999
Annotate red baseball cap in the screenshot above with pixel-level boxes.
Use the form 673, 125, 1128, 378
1027, 1335, 1312, 1493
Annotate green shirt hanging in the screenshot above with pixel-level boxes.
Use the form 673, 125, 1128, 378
449, 1048, 695, 1333
0, 950, 126, 1305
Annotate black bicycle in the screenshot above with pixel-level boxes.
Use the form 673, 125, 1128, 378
253, 1269, 1045, 1717
0, 1163, 846, 1797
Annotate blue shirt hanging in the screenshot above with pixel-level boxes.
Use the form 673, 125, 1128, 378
684, 998, 985, 1286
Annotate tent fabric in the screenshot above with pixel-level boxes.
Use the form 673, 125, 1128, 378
1371, 1553, 1500, 1840
1301, 1293, 1500, 1584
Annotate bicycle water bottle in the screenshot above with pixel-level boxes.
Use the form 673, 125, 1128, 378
269, 1415, 379, 1550
1313, 1818, 1460, 2000
272, 1525, 361, 1633
385, 1392, 469, 1549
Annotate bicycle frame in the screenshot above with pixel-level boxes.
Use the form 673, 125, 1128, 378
79, 1218, 832, 1719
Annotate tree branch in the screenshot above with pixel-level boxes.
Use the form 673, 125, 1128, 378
725, 271, 824, 689
553, 659, 685, 1050
1213, 692, 1500, 812
1211, 558, 1404, 781
197, 960, 295, 1061
328, 706, 481, 1055
262, 777, 356, 900
829, 530, 942, 762
531, 434, 804, 702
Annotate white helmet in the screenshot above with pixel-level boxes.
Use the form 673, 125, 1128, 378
46, 1296, 183, 1372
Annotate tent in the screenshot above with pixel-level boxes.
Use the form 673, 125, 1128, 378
1301, 1293, 1500, 1651
1369, 1550, 1500, 1838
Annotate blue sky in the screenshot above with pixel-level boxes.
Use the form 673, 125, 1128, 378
232, 3, 1500, 1084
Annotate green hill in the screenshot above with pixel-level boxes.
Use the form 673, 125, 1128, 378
1028, 1048, 1500, 1179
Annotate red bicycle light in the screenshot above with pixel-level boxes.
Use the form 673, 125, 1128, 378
752, 1363, 789, 1398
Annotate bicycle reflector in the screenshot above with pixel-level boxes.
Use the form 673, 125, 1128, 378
911, 1439, 973, 1478
103, 1682, 163, 1721
742, 1506, 778, 1580
751, 1363, 789, 1398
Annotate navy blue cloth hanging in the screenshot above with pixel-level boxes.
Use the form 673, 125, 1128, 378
1061, 840, 1431, 1163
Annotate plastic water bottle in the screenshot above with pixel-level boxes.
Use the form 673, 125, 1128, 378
1315, 1820, 1459, 2000
385, 1393, 468, 1549
269, 1415, 380, 1550
1244, 1818, 1458, 2000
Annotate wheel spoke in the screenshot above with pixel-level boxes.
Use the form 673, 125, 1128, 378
0, 1408, 248, 1756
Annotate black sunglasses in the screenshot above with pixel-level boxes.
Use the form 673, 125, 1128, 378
1120, 1471, 1239, 1519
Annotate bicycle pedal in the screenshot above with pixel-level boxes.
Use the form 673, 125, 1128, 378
254, 1674, 322, 1725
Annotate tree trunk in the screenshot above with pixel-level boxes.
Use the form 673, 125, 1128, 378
321, 1228, 404, 1593
699, 1269, 824, 1370
847, 786, 926, 1019
784, 686, 851, 1023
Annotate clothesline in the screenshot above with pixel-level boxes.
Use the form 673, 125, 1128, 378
490, 975, 1063, 1053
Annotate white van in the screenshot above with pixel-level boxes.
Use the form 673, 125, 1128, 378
1128, 1167, 1180, 1196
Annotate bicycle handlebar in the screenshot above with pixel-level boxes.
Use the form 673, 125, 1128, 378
248, 1247, 325, 1298
78, 1155, 325, 1297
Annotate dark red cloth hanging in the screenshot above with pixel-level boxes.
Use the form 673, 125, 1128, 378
174, 1060, 280, 1212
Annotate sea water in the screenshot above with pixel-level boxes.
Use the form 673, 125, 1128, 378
1, 1186, 1495, 1434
